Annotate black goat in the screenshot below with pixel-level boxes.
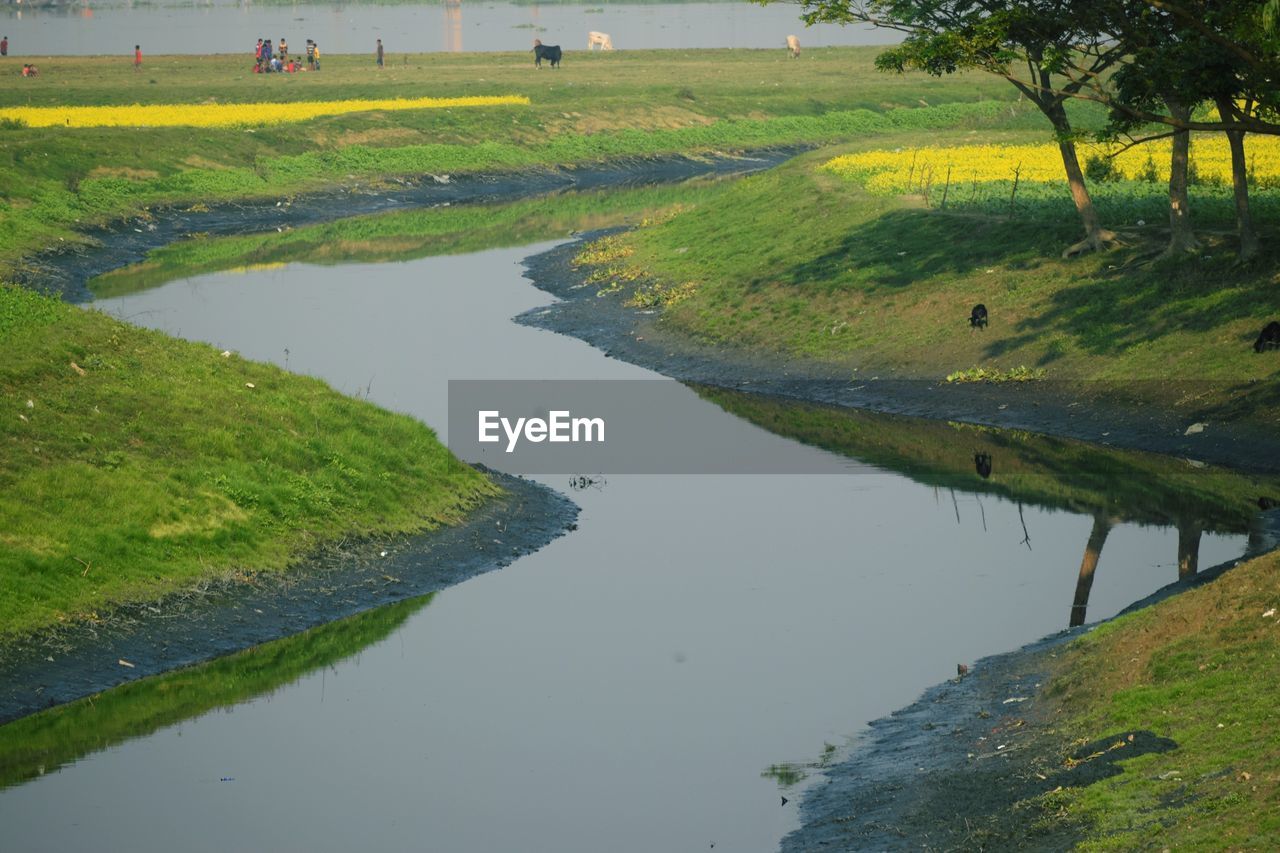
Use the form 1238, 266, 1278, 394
969, 304, 988, 330
1254, 320, 1280, 353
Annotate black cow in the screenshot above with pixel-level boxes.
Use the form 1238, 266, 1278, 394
969, 303, 988, 330
1254, 320, 1280, 353
532, 39, 562, 68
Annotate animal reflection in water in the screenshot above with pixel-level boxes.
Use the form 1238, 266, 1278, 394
974, 451, 993, 479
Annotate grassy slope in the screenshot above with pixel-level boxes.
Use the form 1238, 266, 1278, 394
1041, 549, 1280, 848
589, 144, 1280, 389
0, 48, 1021, 272
0, 285, 494, 639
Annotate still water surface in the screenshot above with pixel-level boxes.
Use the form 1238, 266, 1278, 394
0, 242, 1250, 852
1, 0, 897, 56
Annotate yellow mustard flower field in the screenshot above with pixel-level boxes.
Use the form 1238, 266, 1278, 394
0, 95, 530, 129
824, 135, 1280, 193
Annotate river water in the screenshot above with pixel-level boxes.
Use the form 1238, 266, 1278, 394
0, 0, 897, 56
0, 237, 1252, 851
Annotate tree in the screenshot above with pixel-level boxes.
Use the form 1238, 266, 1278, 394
1085, 1, 1274, 258
1070, 0, 1275, 260
787, 0, 1125, 255
1096, 7, 1206, 255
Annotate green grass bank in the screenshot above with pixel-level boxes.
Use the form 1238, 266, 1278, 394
574, 145, 1280, 404
0, 284, 494, 640
1039, 548, 1280, 848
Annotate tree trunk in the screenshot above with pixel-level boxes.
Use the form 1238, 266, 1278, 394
1177, 521, 1201, 579
1165, 98, 1199, 255
1027, 78, 1113, 256
1070, 515, 1113, 627
1218, 99, 1259, 261
1058, 138, 1113, 256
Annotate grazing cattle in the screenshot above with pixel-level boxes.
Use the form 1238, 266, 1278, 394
1254, 320, 1280, 353
974, 452, 993, 479
532, 39, 562, 68
588, 31, 614, 51
786, 34, 801, 58
969, 303, 989, 330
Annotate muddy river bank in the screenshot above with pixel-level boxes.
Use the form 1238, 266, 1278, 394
781, 510, 1279, 850
520, 232, 1280, 477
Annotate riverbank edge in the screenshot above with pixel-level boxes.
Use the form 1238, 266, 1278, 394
19, 148, 804, 303
779, 511, 1280, 851
0, 468, 578, 726
518, 232, 1280, 475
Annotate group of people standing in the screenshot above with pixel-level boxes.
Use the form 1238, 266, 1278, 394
254, 37, 320, 74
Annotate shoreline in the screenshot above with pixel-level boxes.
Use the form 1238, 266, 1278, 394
0, 469, 577, 726
20, 149, 803, 303
781, 510, 1279, 850
518, 232, 1280, 476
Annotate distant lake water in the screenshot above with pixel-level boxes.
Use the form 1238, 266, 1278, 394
0, 0, 899, 56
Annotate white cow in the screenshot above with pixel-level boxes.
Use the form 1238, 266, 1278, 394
588, 31, 614, 51
786, 34, 801, 58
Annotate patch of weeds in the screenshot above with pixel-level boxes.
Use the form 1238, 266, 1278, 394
946, 365, 1047, 383
761, 762, 808, 788
584, 264, 643, 296
573, 234, 634, 267
626, 280, 697, 309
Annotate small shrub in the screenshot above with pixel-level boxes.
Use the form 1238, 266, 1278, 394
1136, 153, 1161, 183
1084, 155, 1120, 183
